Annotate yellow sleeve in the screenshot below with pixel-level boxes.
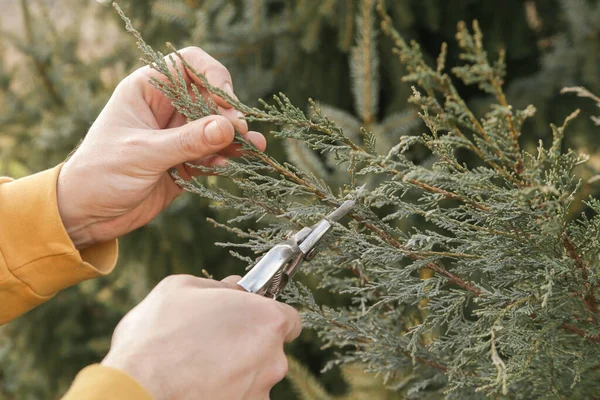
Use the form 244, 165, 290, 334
0, 165, 118, 325
61, 365, 152, 400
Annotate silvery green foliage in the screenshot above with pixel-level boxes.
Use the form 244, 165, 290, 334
118, 1, 600, 397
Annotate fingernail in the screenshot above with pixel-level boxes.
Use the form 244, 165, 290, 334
205, 120, 224, 145
224, 82, 234, 97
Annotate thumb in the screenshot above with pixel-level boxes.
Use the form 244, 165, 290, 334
155, 116, 235, 169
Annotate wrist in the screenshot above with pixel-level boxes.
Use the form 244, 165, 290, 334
56, 163, 96, 250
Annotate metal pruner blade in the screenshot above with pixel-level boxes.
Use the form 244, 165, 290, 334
237, 187, 362, 299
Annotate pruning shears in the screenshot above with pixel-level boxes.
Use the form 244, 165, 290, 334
237, 194, 360, 299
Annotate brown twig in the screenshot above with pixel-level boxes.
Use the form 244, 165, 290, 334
561, 322, 600, 344
406, 179, 490, 211
563, 233, 599, 319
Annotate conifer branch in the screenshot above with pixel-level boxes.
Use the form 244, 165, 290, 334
115, 3, 600, 396
454, 21, 523, 174
377, 1, 525, 187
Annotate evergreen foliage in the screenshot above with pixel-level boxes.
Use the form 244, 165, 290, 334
1, 0, 600, 399
117, 0, 600, 397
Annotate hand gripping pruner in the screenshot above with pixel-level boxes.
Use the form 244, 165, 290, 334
237, 194, 360, 299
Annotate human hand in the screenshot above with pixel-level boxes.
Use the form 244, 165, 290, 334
101, 274, 302, 400
56, 47, 266, 249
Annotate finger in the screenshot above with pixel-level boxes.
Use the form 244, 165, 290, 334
165, 108, 246, 136
221, 275, 243, 284
191, 86, 243, 130
216, 131, 267, 157
167, 275, 244, 291
159, 274, 221, 290
161, 96, 245, 134
177, 46, 237, 109
164, 111, 189, 130
164, 129, 266, 183
193, 278, 239, 290
217, 144, 244, 157
181, 131, 266, 175
220, 275, 246, 291
127, 47, 237, 127
215, 131, 266, 157
242, 131, 267, 152
165, 110, 247, 143
152, 115, 235, 170
149, 46, 237, 109
219, 107, 248, 133
183, 155, 228, 178
274, 303, 303, 343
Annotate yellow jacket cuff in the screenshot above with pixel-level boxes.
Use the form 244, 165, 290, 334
62, 364, 152, 400
0, 165, 118, 324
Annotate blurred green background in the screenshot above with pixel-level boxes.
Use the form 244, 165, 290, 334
0, 0, 599, 398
